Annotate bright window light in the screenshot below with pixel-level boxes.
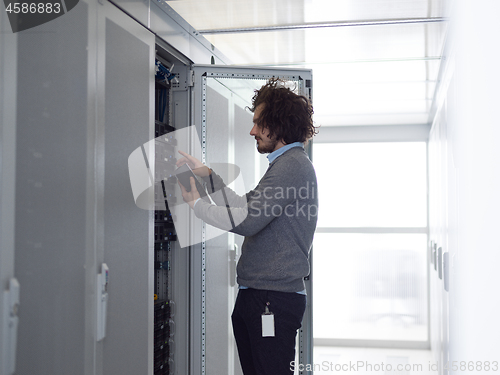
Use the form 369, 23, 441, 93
313, 142, 427, 227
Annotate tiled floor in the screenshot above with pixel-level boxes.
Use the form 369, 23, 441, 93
309, 346, 437, 375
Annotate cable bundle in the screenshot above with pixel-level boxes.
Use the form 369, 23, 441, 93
155, 60, 177, 84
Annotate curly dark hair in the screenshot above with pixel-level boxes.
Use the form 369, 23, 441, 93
249, 78, 317, 144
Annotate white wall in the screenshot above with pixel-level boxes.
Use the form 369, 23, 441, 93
429, 0, 500, 373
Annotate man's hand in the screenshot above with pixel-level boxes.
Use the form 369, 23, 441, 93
177, 150, 211, 177
178, 177, 201, 209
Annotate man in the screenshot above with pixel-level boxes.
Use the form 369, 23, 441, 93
177, 78, 318, 375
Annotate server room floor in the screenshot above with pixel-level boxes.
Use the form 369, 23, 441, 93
313, 346, 437, 375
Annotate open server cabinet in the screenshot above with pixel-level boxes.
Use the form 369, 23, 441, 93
155, 43, 313, 375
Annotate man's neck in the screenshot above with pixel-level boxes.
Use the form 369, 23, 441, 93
272, 140, 287, 153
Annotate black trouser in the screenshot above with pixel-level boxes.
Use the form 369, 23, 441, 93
231, 288, 307, 375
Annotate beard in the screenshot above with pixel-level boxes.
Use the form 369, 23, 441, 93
256, 137, 278, 154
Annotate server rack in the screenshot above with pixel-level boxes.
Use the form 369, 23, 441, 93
150, 43, 194, 374
145, 56, 315, 375
133, 61, 315, 375
153, 58, 177, 375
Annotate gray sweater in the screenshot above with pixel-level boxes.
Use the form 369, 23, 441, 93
194, 146, 318, 293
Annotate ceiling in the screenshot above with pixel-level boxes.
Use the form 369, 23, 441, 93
166, 0, 450, 127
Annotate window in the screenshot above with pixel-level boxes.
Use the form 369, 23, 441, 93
313, 142, 428, 345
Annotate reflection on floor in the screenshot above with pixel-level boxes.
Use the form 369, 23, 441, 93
309, 347, 437, 375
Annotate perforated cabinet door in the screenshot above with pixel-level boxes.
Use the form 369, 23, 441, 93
98, 3, 156, 375
190, 65, 313, 375
12, 1, 94, 374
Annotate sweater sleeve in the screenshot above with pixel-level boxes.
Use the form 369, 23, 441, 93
193, 157, 301, 236
202, 171, 248, 208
